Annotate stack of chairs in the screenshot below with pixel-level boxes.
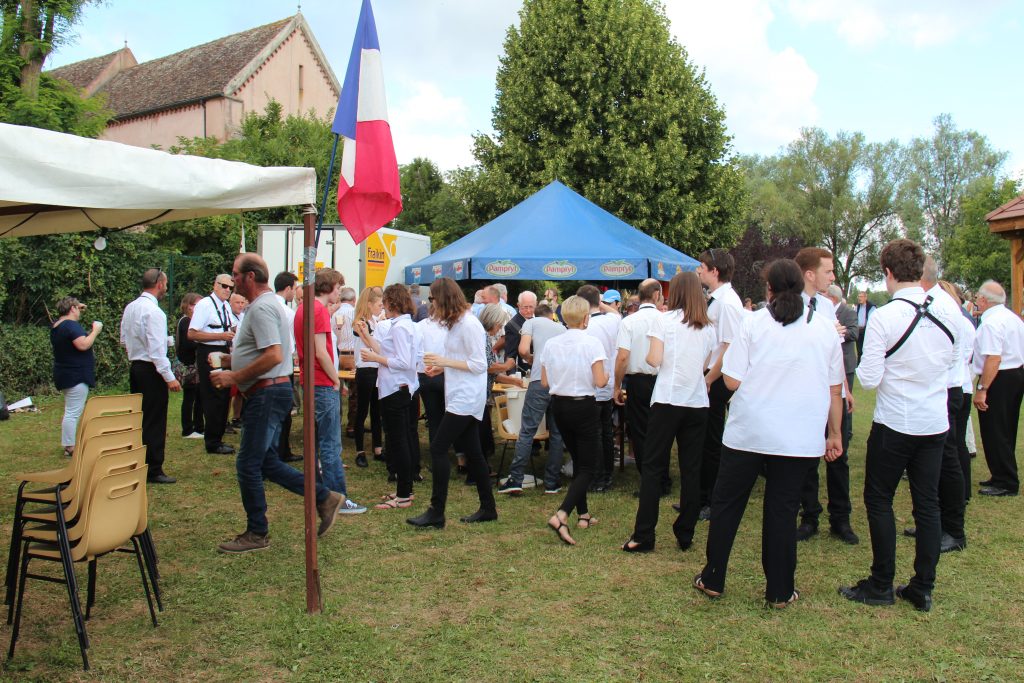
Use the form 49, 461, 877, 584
4, 394, 162, 671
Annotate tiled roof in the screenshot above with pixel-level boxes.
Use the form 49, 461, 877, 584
49, 50, 122, 89
97, 18, 291, 118
986, 194, 1024, 223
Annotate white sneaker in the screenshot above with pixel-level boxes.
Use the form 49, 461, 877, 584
337, 498, 367, 515
185, 432, 204, 439
561, 461, 574, 478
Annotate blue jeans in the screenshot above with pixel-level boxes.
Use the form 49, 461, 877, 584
314, 385, 347, 496
238, 382, 329, 536
507, 381, 564, 488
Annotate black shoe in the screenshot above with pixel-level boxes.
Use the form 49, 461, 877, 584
895, 584, 932, 612
940, 532, 967, 553
622, 538, 655, 553
373, 451, 386, 462
459, 509, 498, 524
407, 508, 446, 529
413, 472, 425, 482
223, 425, 237, 435
355, 453, 368, 468
904, 527, 917, 538
148, 473, 177, 484
344, 428, 355, 438
230, 418, 242, 428
674, 535, 693, 552
796, 522, 818, 541
698, 505, 711, 522
830, 524, 860, 545
979, 478, 993, 487
456, 464, 469, 474
838, 579, 894, 606
978, 486, 1016, 497
388, 472, 397, 482
281, 453, 302, 463
207, 444, 235, 455
660, 481, 672, 497
497, 480, 524, 495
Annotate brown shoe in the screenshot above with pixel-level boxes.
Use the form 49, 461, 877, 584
316, 492, 346, 537
218, 530, 270, 554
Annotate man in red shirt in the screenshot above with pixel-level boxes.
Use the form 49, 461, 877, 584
294, 268, 366, 514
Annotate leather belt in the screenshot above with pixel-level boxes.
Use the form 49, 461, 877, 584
241, 376, 291, 398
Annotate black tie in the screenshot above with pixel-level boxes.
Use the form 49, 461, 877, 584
807, 296, 817, 322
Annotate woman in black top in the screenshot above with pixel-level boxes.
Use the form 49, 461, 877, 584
176, 293, 204, 438
50, 296, 102, 456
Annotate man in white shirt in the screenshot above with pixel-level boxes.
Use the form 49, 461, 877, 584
613, 279, 667, 494
334, 287, 359, 440
188, 274, 236, 455
794, 247, 858, 545
120, 268, 181, 484
697, 248, 745, 517
972, 280, 1024, 497
841, 239, 958, 613
578, 284, 619, 492
274, 272, 301, 463
494, 283, 518, 318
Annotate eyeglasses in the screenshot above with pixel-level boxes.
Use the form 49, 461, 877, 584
218, 283, 234, 291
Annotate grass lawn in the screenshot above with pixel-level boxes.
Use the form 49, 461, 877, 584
0, 384, 1022, 682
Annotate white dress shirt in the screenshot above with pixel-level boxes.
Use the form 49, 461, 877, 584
926, 284, 966, 389
188, 294, 232, 347
707, 282, 745, 369
441, 311, 488, 419
275, 294, 296, 355
801, 291, 838, 324
957, 311, 977, 394
120, 292, 175, 382
417, 317, 447, 373
584, 311, 619, 400
334, 302, 355, 354
973, 304, 1024, 373
616, 303, 661, 375
856, 287, 958, 436
377, 314, 421, 399
539, 329, 607, 397
648, 311, 717, 408
722, 308, 844, 457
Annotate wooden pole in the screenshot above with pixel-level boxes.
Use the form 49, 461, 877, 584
301, 205, 322, 614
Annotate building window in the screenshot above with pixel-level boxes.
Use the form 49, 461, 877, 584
298, 64, 304, 94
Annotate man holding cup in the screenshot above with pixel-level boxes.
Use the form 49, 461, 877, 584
188, 274, 236, 455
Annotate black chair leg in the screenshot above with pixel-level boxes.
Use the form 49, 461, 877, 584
131, 538, 158, 627
135, 532, 162, 612
7, 544, 29, 660
143, 528, 160, 581
86, 559, 96, 621
4, 491, 26, 606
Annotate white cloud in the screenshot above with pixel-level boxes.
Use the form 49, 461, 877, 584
664, 0, 819, 156
389, 81, 475, 171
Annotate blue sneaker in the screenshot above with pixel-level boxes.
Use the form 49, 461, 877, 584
337, 498, 367, 515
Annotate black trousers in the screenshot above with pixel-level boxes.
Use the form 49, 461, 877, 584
938, 388, 966, 539
700, 377, 735, 506
408, 388, 422, 476
593, 399, 615, 481
428, 412, 495, 515
380, 388, 415, 498
418, 372, 445, 448
354, 367, 382, 453
856, 327, 866, 360
624, 374, 657, 477
863, 422, 944, 593
799, 376, 853, 528
479, 403, 495, 456
196, 345, 230, 450
700, 447, 816, 602
632, 404, 707, 546
955, 392, 973, 500
129, 361, 168, 477
978, 367, 1024, 493
552, 396, 600, 516
180, 382, 203, 436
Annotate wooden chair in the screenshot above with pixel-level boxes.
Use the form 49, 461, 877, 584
493, 393, 550, 488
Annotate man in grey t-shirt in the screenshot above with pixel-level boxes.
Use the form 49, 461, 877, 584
497, 303, 567, 494
211, 253, 344, 554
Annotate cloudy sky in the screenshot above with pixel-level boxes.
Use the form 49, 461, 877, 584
49, 0, 1022, 176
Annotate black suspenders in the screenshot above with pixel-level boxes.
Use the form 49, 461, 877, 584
884, 295, 954, 358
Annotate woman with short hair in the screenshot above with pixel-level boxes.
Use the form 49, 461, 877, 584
50, 296, 102, 456
539, 295, 609, 545
352, 287, 384, 464
694, 259, 844, 608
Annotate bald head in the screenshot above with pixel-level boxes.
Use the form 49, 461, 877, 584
517, 290, 537, 319
921, 255, 939, 288
638, 278, 662, 303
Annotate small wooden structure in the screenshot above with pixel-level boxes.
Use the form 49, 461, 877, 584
986, 194, 1024, 315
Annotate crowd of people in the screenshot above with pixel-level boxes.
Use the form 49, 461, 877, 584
49, 238, 1023, 610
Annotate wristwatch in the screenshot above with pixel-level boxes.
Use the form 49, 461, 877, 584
976, 384, 986, 392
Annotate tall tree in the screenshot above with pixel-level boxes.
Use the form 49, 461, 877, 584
941, 176, 1019, 292
901, 113, 1007, 250
394, 157, 444, 232
472, 0, 744, 255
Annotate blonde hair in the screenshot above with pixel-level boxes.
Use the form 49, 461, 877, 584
560, 295, 590, 329
354, 286, 383, 324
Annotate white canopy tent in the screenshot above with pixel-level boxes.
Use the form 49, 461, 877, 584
0, 121, 329, 613
0, 122, 316, 237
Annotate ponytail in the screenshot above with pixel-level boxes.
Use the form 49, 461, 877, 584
763, 259, 804, 326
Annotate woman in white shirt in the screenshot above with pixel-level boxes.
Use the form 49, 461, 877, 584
407, 278, 497, 528
623, 272, 716, 553
540, 296, 609, 545
357, 284, 422, 510
417, 307, 448, 452
695, 259, 843, 608
353, 287, 384, 464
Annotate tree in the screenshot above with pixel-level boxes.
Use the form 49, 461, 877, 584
394, 158, 444, 232
471, 0, 744, 255
901, 113, 1007, 250
942, 176, 1019, 292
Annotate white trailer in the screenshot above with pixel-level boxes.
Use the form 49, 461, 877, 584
258, 224, 430, 291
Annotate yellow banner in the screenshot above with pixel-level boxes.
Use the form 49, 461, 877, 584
364, 232, 398, 288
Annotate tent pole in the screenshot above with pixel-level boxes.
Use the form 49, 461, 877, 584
301, 206, 323, 614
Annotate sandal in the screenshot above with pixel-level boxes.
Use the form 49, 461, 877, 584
548, 513, 576, 546
577, 514, 598, 529
63, 446, 75, 458
380, 492, 415, 501
693, 573, 722, 599
767, 590, 800, 609
374, 496, 413, 510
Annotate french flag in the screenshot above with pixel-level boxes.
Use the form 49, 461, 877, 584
332, 0, 402, 245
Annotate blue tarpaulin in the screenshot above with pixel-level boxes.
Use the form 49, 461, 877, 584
404, 180, 699, 284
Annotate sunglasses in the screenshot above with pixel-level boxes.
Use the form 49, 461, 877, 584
218, 283, 234, 291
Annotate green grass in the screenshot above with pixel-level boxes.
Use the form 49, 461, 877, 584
0, 385, 1022, 681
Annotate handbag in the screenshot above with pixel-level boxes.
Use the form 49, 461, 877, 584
172, 359, 199, 386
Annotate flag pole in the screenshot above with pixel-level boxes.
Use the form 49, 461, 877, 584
315, 134, 340, 248
301, 204, 323, 614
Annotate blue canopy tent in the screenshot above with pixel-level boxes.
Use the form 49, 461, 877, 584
404, 180, 699, 284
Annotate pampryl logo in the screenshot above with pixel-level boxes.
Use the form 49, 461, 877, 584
453, 261, 465, 276
432, 264, 443, 278
542, 260, 577, 278
411, 267, 421, 281
600, 260, 635, 278
484, 259, 520, 277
